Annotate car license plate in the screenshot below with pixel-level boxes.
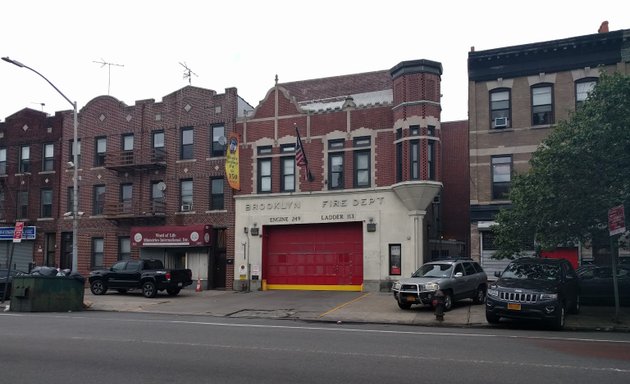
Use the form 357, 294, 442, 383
405, 295, 416, 302
507, 303, 521, 311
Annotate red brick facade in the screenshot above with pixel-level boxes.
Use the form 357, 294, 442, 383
0, 108, 63, 271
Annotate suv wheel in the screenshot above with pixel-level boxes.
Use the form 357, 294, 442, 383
486, 310, 500, 324
142, 281, 158, 298
397, 301, 412, 310
443, 291, 453, 311
473, 286, 486, 304
90, 279, 107, 295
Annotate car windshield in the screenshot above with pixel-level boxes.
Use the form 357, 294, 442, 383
412, 263, 453, 278
501, 263, 560, 281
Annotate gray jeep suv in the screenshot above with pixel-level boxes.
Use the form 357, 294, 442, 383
392, 259, 488, 311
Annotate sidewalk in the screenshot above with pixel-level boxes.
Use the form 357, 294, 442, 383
73, 288, 630, 332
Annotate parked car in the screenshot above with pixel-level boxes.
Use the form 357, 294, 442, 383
88, 259, 193, 298
392, 259, 488, 311
577, 264, 630, 306
486, 257, 579, 330
0, 269, 26, 299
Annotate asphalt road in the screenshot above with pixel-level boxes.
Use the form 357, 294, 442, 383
1, 311, 629, 384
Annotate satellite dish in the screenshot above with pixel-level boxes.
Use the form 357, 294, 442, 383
218, 136, 227, 146
157, 182, 167, 191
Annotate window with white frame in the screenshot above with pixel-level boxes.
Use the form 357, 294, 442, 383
118, 237, 131, 260
258, 158, 272, 193
328, 139, 344, 190
353, 137, 371, 188
281, 157, 295, 192
93, 185, 106, 215
575, 78, 597, 109
180, 179, 193, 211
210, 177, 224, 210
211, 124, 226, 157
92, 237, 104, 269
490, 89, 511, 129
151, 181, 165, 212
20, 145, 30, 173
427, 140, 435, 180
17, 191, 28, 219
410, 140, 420, 180
95, 137, 106, 167
492, 155, 512, 200
181, 127, 194, 160
120, 183, 133, 213
43, 143, 54, 171
41, 188, 53, 218
152, 131, 165, 161
532, 84, 553, 125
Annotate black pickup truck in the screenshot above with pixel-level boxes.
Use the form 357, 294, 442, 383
88, 259, 193, 298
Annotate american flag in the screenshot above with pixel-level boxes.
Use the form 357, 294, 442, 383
295, 126, 312, 181
296, 135, 307, 167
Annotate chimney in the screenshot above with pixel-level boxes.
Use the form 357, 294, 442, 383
598, 20, 609, 33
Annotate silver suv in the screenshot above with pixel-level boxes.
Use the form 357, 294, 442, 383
392, 259, 488, 311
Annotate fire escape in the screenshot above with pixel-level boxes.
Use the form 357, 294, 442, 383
103, 148, 167, 224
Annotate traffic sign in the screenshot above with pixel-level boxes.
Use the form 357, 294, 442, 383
608, 205, 626, 236
13, 221, 24, 243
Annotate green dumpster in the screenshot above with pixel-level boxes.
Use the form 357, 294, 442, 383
10, 275, 85, 312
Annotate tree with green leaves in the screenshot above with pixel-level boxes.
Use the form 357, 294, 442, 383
493, 72, 630, 259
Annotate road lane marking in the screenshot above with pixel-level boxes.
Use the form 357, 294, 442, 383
318, 292, 371, 318
61, 334, 630, 374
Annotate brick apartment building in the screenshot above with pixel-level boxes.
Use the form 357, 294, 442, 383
0, 108, 63, 271
468, 23, 630, 275
232, 59, 470, 292
53, 86, 252, 289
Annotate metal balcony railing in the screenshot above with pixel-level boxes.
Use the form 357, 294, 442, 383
105, 149, 167, 172
103, 199, 166, 219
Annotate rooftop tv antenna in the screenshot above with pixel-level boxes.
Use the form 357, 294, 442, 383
31, 102, 45, 111
93, 58, 124, 95
179, 62, 198, 85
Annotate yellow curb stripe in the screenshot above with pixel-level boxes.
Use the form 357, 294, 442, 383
318, 292, 371, 318
265, 284, 363, 292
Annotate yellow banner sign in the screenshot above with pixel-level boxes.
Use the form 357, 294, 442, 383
225, 132, 240, 190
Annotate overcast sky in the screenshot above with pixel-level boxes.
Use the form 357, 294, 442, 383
1, 1, 629, 123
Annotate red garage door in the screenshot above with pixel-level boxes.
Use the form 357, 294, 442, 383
263, 222, 363, 291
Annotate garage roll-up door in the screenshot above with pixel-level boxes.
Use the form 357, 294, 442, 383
263, 222, 363, 290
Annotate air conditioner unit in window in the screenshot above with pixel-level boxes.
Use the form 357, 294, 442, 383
494, 117, 508, 128
181, 204, 192, 212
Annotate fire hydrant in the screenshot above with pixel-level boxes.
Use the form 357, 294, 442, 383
433, 290, 445, 321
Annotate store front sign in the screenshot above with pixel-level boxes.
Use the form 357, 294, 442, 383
131, 225, 212, 247
0, 226, 36, 241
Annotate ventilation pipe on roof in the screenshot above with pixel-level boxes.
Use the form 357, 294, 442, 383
598, 21, 609, 33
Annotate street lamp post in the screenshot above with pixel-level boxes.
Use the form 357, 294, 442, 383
2, 57, 79, 274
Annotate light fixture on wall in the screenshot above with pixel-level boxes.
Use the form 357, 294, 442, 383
250, 222, 259, 236
367, 217, 377, 232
